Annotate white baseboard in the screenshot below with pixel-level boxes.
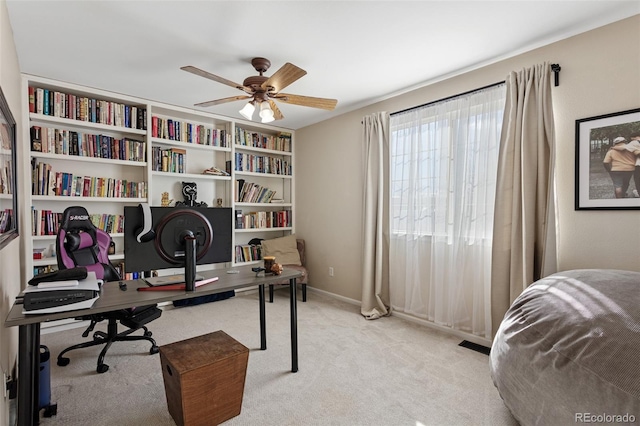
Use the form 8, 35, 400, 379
41, 319, 89, 335
306, 286, 492, 348
307, 286, 361, 306
390, 311, 492, 348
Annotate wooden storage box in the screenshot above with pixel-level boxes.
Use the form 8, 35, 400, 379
159, 331, 249, 426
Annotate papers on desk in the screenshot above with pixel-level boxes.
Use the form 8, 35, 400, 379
137, 276, 219, 291
22, 272, 102, 314
143, 274, 204, 287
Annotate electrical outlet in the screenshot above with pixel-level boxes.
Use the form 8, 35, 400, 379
329, 267, 334, 277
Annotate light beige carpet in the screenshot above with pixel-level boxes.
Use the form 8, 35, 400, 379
39, 289, 516, 425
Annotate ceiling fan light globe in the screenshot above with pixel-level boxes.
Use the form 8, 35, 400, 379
259, 101, 274, 121
239, 102, 255, 120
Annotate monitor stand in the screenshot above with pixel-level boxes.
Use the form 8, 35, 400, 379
182, 231, 197, 292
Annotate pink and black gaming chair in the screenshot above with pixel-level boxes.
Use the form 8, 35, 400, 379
55, 206, 161, 374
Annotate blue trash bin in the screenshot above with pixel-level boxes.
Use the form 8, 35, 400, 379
39, 345, 57, 417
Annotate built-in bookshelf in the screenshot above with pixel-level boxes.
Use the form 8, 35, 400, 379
22, 75, 150, 280
20, 74, 295, 280
232, 126, 294, 265
147, 105, 233, 209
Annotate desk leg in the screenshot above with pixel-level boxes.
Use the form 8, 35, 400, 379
18, 322, 40, 426
259, 284, 266, 350
289, 278, 298, 373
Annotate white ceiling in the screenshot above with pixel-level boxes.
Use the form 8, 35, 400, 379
6, 1, 640, 130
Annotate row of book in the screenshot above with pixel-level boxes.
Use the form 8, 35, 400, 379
0, 209, 13, 233
32, 160, 147, 198
28, 87, 147, 130
151, 116, 230, 147
235, 243, 262, 263
234, 152, 292, 175
30, 209, 125, 236
32, 262, 146, 282
235, 127, 292, 152
235, 179, 277, 203
0, 158, 13, 194
30, 126, 146, 162
151, 146, 186, 173
235, 210, 292, 230
31, 209, 61, 236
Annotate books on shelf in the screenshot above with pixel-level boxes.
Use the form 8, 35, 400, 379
233, 152, 292, 175
30, 208, 124, 236
31, 160, 147, 198
152, 146, 186, 173
0, 209, 13, 233
1, 155, 14, 194
235, 179, 276, 203
30, 87, 146, 130
30, 126, 146, 162
236, 210, 292, 230
151, 116, 230, 147
235, 242, 262, 263
235, 127, 291, 152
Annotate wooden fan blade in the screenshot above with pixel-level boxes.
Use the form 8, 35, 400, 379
268, 100, 284, 120
194, 95, 252, 108
181, 65, 252, 93
274, 93, 337, 110
261, 63, 307, 92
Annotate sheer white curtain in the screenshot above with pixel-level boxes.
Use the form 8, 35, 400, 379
389, 84, 506, 338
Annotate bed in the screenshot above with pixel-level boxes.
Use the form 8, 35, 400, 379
490, 269, 640, 425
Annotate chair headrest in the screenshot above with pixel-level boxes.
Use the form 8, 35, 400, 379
60, 206, 95, 233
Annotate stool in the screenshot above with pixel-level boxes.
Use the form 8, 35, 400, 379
159, 331, 249, 426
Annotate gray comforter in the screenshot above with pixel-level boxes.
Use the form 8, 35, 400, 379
490, 269, 640, 425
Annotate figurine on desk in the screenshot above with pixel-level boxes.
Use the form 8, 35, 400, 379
175, 182, 207, 207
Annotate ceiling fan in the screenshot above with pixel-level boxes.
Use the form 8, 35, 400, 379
181, 57, 338, 123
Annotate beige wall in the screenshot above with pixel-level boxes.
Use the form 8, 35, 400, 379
296, 15, 640, 302
0, 0, 23, 422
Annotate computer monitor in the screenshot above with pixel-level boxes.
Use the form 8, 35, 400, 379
124, 205, 232, 289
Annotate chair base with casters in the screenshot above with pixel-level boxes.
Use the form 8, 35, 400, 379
57, 306, 161, 374
267, 239, 308, 303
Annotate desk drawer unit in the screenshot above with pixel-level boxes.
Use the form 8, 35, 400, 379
159, 330, 249, 426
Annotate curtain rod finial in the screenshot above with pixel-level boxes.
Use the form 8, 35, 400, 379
551, 64, 561, 87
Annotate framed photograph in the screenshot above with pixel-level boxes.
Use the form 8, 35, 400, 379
575, 108, 640, 210
0, 86, 18, 250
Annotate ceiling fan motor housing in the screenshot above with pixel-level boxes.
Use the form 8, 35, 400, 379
243, 75, 269, 90
251, 57, 271, 73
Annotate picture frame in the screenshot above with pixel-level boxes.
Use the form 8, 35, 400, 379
0, 85, 18, 250
575, 107, 640, 210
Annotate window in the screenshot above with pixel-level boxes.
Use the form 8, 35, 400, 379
388, 84, 506, 337
390, 85, 506, 240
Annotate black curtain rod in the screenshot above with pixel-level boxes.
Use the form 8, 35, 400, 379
391, 63, 561, 117
391, 81, 505, 116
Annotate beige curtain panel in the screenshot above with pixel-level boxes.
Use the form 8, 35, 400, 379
491, 62, 557, 336
361, 112, 391, 320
